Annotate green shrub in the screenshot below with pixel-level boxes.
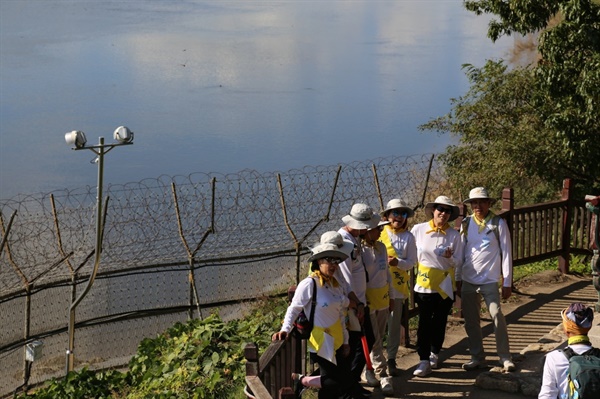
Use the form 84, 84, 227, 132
19, 297, 288, 399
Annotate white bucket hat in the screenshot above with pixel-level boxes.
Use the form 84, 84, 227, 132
341, 203, 379, 230
317, 231, 355, 257
308, 242, 350, 263
463, 187, 497, 204
424, 195, 460, 222
381, 198, 415, 218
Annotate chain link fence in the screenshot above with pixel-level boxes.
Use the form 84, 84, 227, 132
0, 153, 445, 397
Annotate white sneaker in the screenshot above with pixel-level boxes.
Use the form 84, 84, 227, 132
365, 369, 380, 387
381, 376, 394, 394
462, 358, 484, 371
413, 360, 432, 377
501, 358, 516, 372
429, 352, 439, 369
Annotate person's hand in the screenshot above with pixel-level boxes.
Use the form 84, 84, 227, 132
341, 343, 351, 357
443, 246, 454, 258
356, 303, 365, 323
455, 281, 462, 296
388, 256, 398, 266
501, 286, 512, 300
272, 331, 288, 341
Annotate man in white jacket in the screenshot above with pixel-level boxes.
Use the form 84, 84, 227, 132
457, 187, 515, 372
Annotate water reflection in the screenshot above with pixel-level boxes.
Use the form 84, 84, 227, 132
0, 1, 512, 199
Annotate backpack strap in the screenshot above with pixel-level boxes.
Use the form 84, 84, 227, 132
462, 215, 503, 260
561, 347, 577, 360
560, 346, 600, 359
308, 278, 317, 325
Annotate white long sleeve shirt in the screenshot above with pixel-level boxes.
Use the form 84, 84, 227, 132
281, 276, 350, 348
459, 216, 513, 287
539, 343, 593, 399
362, 240, 392, 311
335, 228, 367, 303
411, 221, 463, 294
381, 228, 417, 299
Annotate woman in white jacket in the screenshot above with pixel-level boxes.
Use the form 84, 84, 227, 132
272, 232, 368, 399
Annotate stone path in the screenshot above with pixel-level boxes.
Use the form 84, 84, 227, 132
365, 272, 600, 398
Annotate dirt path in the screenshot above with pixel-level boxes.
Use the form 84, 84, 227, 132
365, 271, 600, 398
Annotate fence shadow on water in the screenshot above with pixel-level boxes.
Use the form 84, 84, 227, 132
0, 154, 443, 397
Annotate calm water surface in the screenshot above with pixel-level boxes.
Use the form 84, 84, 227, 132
0, 0, 512, 199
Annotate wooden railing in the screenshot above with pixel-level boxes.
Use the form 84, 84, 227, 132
244, 335, 305, 399
244, 178, 594, 398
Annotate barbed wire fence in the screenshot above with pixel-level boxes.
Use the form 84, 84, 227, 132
0, 153, 446, 397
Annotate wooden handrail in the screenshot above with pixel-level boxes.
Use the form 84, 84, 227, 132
245, 179, 594, 397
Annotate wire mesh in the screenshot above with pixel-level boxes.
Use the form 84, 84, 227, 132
0, 153, 445, 397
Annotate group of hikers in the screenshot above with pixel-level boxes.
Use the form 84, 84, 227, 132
271, 187, 598, 399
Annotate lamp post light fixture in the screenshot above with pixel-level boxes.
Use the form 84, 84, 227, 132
63, 126, 134, 374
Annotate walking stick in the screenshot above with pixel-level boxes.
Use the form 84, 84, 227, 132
361, 327, 373, 371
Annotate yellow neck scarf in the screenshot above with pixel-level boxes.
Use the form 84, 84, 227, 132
473, 211, 495, 233
425, 219, 450, 235
310, 270, 339, 287
390, 226, 407, 234
568, 335, 591, 346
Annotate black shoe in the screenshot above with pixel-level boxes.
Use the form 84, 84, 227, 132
387, 359, 398, 376
292, 373, 306, 398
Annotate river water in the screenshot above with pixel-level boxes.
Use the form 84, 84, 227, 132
0, 0, 512, 200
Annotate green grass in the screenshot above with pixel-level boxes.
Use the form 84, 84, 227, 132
513, 254, 591, 282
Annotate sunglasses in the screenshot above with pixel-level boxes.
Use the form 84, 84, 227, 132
391, 210, 408, 218
435, 205, 452, 214
322, 257, 342, 264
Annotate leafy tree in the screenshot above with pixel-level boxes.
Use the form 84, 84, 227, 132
420, 61, 561, 204
424, 0, 600, 201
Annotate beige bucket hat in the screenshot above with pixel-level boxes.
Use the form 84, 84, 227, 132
463, 187, 497, 204
381, 198, 415, 218
317, 231, 355, 257
341, 203, 379, 230
308, 242, 350, 263
424, 195, 460, 222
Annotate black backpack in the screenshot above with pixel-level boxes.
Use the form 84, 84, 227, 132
292, 278, 317, 339
560, 346, 600, 399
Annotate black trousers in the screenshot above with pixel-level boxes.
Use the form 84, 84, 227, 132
347, 308, 375, 382
310, 350, 366, 399
414, 292, 454, 360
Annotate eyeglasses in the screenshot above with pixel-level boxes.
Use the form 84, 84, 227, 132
322, 257, 342, 264
435, 205, 452, 214
391, 210, 408, 218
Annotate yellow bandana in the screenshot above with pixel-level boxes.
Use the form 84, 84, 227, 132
311, 271, 339, 287
473, 211, 495, 233
567, 335, 591, 346
425, 219, 450, 235
416, 263, 455, 299
309, 320, 344, 363
379, 226, 410, 297
366, 286, 390, 311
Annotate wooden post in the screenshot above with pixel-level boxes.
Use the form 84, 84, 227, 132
452, 203, 468, 318
559, 179, 572, 274
501, 187, 514, 231
279, 387, 295, 399
501, 187, 515, 289
245, 343, 260, 377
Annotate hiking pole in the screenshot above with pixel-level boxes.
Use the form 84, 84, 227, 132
361, 326, 373, 371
